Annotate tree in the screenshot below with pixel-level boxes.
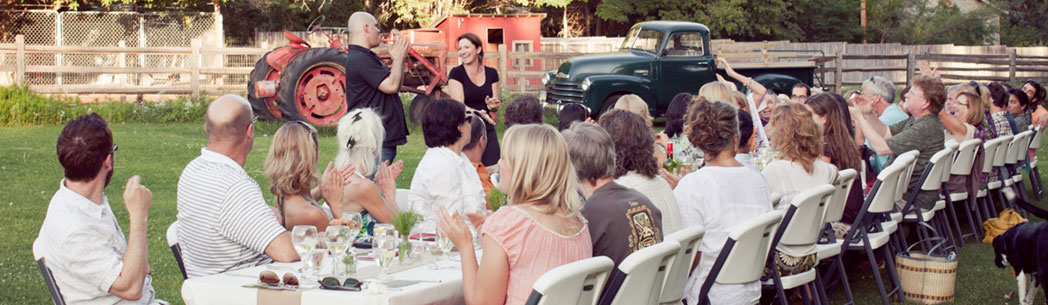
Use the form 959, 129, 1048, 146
594, 0, 801, 41
992, 0, 1048, 46
864, 0, 992, 45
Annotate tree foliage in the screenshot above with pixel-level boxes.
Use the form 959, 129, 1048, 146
993, 0, 1048, 46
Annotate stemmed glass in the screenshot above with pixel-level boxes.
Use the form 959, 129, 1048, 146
373, 233, 398, 281
291, 225, 318, 278
325, 225, 352, 278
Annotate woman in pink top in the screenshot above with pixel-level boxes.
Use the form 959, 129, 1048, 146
439, 124, 593, 305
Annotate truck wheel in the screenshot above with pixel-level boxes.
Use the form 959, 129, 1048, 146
247, 50, 282, 120
409, 93, 434, 126
277, 48, 348, 127
596, 93, 625, 119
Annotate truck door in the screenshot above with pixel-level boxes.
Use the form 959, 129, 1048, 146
657, 32, 713, 111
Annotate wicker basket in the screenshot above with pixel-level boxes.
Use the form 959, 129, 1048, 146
895, 234, 957, 304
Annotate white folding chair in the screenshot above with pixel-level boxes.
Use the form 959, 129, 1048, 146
167, 221, 187, 280
978, 137, 1007, 219
696, 212, 783, 305
525, 256, 615, 305
603, 240, 681, 305
395, 188, 412, 212
36, 257, 66, 305
816, 169, 857, 305
843, 161, 908, 305
944, 139, 983, 243
1027, 127, 1046, 199
659, 226, 705, 305
1010, 131, 1034, 202
901, 147, 955, 250
995, 135, 1020, 212
762, 184, 836, 305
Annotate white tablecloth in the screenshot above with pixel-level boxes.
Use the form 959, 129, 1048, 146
182, 253, 470, 305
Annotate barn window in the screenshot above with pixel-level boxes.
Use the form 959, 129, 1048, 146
513, 40, 533, 68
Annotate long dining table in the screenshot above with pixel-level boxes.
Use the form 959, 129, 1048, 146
181, 249, 471, 305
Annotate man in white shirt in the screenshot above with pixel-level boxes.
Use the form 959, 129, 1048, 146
176, 95, 308, 278
33, 113, 164, 305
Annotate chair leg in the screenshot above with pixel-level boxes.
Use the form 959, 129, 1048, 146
961, 198, 983, 241
880, 245, 905, 302
944, 199, 966, 247
1032, 167, 1045, 199
834, 255, 855, 305
814, 270, 830, 305
862, 239, 891, 305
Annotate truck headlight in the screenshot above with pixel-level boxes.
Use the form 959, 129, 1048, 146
542, 73, 551, 86
581, 78, 592, 92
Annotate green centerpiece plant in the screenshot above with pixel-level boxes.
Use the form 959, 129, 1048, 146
391, 211, 421, 263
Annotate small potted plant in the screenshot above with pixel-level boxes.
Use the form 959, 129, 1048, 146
391, 211, 421, 263
487, 189, 508, 212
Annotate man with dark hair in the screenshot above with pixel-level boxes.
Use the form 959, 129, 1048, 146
411, 98, 486, 217
463, 115, 495, 197
346, 11, 410, 164
505, 95, 543, 127
791, 83, 811, 103
734, 109, 757, 171
34, 113, 165, 304
852, 75, 946, 209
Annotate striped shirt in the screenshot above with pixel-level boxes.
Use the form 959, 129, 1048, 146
176, 148, 286, 278
33, 180, 160, 305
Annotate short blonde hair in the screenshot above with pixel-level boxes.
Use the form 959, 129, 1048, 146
335, 108, 385, 175
265, 121, 320, 197
699, 82, 735, 107
614, 94, 652, 126
500, 124, 582, 214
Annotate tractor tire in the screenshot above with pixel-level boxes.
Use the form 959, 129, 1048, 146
409, 93, 434, 126
247, 50, 282, 120
277, 48, 348, 127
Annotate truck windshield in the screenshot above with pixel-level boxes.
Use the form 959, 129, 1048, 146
621, 27, 663, 54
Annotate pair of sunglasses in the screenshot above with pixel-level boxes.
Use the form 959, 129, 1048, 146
259, 270, 299, 287
319, 276, 362, 291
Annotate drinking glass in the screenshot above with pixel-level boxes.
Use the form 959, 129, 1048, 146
373, 234, 398, 281
311, 248, 327, 279
436, 225, 455, 261
291, 225, 318, 276
325, 225, 352, 277
374, 223, 395, 239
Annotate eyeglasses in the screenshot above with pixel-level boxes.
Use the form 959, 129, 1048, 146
258, 270, 299, 287
319, 276, 362, 291
111, 144, 119, 155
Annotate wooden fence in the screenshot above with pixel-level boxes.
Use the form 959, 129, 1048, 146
4, 33, 1048, 97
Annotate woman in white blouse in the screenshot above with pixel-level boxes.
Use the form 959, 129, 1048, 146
674, 101, 772, 305
409, 98, 487, 219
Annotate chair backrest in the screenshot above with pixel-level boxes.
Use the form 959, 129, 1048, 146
869, 161, 908, 214
1017, 131, 1034, 162
995, 135, 1015, 167
892, 152, 918, 204
395, 188, 412, 212
608, 240, 681, 305
982, 137, 1005, 174
527, 256, 615, 305
920, 148, 955, 191
951, 139, 982, 176
36, 258, 66, 305
939, 142, 959, 184
1007, 131, 1030, 164
777, 184, 836, 247
659, 226, 705, 304
167, 221, 188, 280
1030, 127, 1044, 150
712, 212, 783, 285
823, 169, 858, 224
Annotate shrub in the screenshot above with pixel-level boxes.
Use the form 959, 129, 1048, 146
0, 85, 212, 126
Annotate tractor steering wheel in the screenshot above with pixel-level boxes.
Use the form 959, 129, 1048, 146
307, 16, 326, 34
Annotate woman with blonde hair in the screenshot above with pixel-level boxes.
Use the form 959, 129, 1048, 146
614, 94, 652, 126
438, 124, 592, 305
333, 108, 401, 228
264, 121, 349, 231
698, 81, 735, 106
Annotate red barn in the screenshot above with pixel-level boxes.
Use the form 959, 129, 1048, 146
425, 13, 546, 88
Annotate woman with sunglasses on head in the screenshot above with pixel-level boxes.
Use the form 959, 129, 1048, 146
437, 124, 592, 305
264, 121, 350, 231
333, 108, 401, 230
448, 33, 502, 167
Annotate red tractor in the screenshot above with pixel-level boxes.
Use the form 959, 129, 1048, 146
248, 16, 449, 127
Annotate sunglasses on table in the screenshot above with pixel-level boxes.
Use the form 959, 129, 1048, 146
319, 276, 362, 291
258, 270, 299, 287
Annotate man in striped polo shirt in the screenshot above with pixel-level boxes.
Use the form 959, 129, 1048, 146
175, 95, 301, 278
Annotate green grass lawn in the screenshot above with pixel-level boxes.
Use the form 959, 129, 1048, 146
2, 113, 1048, 304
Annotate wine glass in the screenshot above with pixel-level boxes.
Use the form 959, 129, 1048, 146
291, 225, 318, 277
325, 225, 352, 277
436, 222, 455, 261
373, 234, 398, 281
340, 213, 363, 245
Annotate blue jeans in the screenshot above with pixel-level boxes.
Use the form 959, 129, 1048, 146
380, 147, 397, 166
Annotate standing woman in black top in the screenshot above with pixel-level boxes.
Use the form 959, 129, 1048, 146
448, 33, 502, 166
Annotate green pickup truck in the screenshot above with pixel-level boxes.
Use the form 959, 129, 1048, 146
540, 21, 817, 118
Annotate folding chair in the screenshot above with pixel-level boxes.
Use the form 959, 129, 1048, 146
36, 258, 67, 305
842, 161, 907, 305
602, 240, 680, 305
1027, 127, 1046, 199
696, 212, 783, 305
977, 137, 1007, 221
1009, 131, 1034, 201
988, 135, 1014, 214
944, 139, 983, 242
934, 141, 967, 248
762, 184, 836, 305
900, 147, 955, 250
659, 226, 705, 305
525, 256, 615, 305
885, 152, 918, 254
395, 189, 413, 212
816, 169, 857, 305
167, 221, 188, 280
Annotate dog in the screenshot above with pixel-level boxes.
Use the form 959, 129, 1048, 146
992, 188, 1048, 305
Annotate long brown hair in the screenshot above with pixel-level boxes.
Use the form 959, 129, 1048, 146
770, 103, 823, 173
807, 93, 860, 172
